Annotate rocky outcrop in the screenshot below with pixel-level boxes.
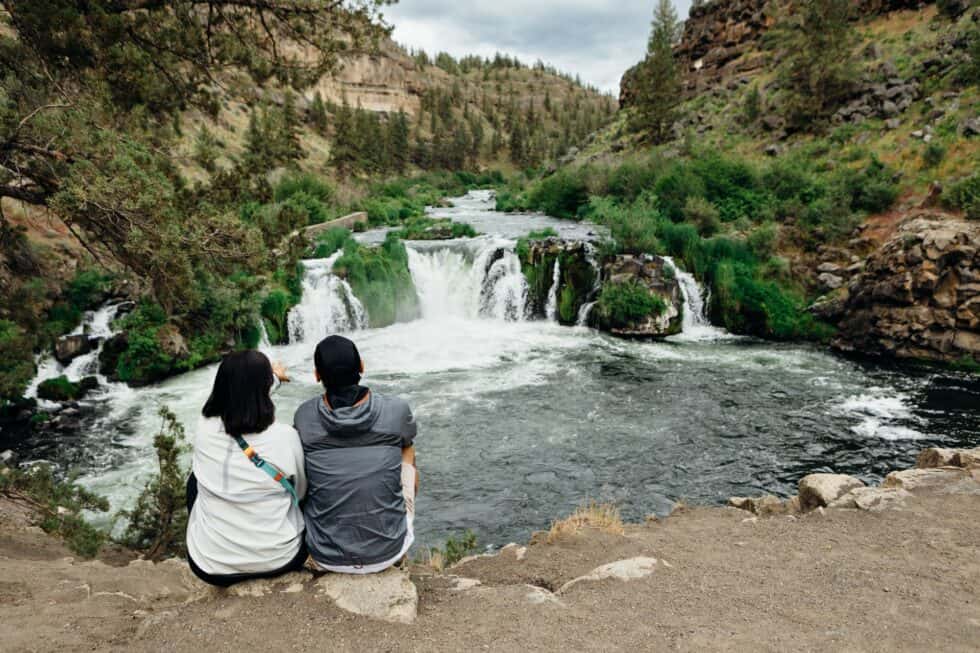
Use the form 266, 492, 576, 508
829, 213, 980, 366
521, 239, 598, 324
798, 473, 866, 511
591, 255, 683, 337
54, 335, 97, 366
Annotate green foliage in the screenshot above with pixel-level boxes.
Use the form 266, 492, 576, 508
944, 174, 980, 220
333, 233, 420, 328
771, 0, 860, 129
429, 530, 479, 567
528, 171, 590, 220
683, 197, 722, 237
743, 85, 762, 124
120, 407, 188, 560
0, 320, 35, 400
630, 0, 682, 142
526, 228, 559, 239
114, 303, 176, 385
843, 158, 900, 214
260, 288, 296, 345
36, 376, 90, 402
394, 217, 478, 240
747, 223, 779, 259
274, 174, 334, 205
922, 142, 947, 169
314, 227, 354, 258
0, 464, 109, 558
558, 285, 579, 323
596, 280, 668, 328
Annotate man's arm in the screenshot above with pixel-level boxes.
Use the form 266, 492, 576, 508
402, 445, 419, 494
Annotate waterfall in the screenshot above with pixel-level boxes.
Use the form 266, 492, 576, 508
257, 319, 273, 352
406, 238, 528, 322
26, 302, 128, 398
662, 257, 727, 341
576, 301, 597, 327
545, 258, 561, 322
574, 243, 602, 328
287, 253, 367, 344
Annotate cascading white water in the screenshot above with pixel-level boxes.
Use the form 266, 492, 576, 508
545, 259, 561, 322
576, 302, 597, 327
575, 243, 603, 327
26, 302, 128, 397
406, 238, 528, 322
662, 257, 728, 341
287, 253, 367, 344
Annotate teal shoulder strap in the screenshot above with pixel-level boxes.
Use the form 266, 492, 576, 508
234, 435, 300, 507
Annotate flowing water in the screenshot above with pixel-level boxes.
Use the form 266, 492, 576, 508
11, 191, 980, 548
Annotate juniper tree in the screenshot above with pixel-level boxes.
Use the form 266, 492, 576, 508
310, 92, 329, 134
630, 0, 682, 143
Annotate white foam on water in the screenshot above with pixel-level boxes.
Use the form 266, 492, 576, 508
836, 391, 928, 441
662, 257, 732, 343
545, 258, 561, 322
287, 253, 367, 344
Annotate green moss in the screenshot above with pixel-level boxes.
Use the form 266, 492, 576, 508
36, 376, 91, 402
313, 227, 353, 258
333, 233, 420, 328
596, 280, 667, 329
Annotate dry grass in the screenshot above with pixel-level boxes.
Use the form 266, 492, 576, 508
546, 501, 625, 544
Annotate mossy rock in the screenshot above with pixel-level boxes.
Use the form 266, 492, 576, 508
36, 376, 99, 402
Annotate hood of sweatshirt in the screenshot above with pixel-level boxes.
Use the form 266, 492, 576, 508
315, 391, 382, 435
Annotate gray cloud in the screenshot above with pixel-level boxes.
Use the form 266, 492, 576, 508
383, 1, 693, 94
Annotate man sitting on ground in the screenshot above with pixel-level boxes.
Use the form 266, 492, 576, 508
294, 335, 418, 573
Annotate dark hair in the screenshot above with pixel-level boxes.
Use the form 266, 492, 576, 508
202, 350, 275, 437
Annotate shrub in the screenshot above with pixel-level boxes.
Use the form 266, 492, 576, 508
604, 158, 663, 203
922, 142, 947, 169
944, 174, 980, 220
284, 191, 333, 226
0, 320, 35, 400
527, 170, 590, 219
313, 227, 353, 258
65, 269, 113, 312
114, 303, 177, 385
682, 196, 722, 237
844, 157, 899, 213
120, 407, 188, 560
654, 163, 706, 222
526, 227, 558, 240
422, 530, 479, 571
0, 464, 109, 557
596, 280, 667, 328
36, 375, 97, 402
333, 233, 419, 327
261, 288, 296, 344
273, 173, 334, 204
747, 223, 779, 259
547, 501, 624, 543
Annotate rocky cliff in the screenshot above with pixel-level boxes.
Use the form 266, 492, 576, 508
822, 213, 980, 365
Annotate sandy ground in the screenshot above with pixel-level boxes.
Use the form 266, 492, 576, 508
2, 474, 979, 653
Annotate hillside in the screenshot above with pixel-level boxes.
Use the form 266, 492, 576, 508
507, 0, 979, 369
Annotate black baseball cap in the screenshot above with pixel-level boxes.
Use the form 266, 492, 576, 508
314, 335, 362, 389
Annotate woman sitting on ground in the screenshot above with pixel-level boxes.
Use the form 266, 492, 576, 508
185, 350, 307, 587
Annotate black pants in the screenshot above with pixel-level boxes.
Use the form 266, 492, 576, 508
185, 473, 308, 588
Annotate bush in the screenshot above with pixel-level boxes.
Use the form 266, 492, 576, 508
0, 464, 109, 557
747, 223, 779, 259
0, 320, 35, 400
526, 228, 558, 239
527, 170, 590, 219
65, 269, 113, 312
313, 227, 353, 258
596, 280, 667, 328
944, 174, 980, 220
922, 142, 947, 169
844, 157, 900, 214
36, 375, 97, 402
120, 407, 188, 560
273, 173, 334, 204
682, 196, 722, 237
114, 303, 177, 385
333, 233, 419, 328
283, 191, 333, 226
260, 288, 295, 345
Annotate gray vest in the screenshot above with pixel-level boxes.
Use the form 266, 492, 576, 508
294, 392, 417, 567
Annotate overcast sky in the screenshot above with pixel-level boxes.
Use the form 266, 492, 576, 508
382, 1, 693, 95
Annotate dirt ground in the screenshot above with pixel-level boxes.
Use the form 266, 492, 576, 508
2, 476, 979, 653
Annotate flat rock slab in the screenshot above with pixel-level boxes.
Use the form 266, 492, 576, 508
828, 487, 912, 512
883, 468, 972, 492
799, 474, 866, 512
219, 572, 310, 599
315, 568, 418, 624
558, 557, 658, 594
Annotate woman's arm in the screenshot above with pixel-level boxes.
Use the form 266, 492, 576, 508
402, 445, 419, 495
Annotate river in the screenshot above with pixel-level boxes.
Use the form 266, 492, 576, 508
14, 190, 980, 548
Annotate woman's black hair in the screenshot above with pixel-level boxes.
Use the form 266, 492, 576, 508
202, 350, 276, 437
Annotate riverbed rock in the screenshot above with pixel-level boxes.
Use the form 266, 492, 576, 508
54, 335, 96, 366
831, 212, 980, 365
314, 568, 418, 624
521, 239, 598, 324
727, 494, 786, 516
798, 474, 866, 512
220, 572, 309, 598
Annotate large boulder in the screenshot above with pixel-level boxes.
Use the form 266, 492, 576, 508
832, 213, 980, 365
591, 255, 683, 337
883, 468, 972, 492
54, 335, 96, 366
916, 447, 980, 469
798, 474, 866, 512
314, 568, 418, 624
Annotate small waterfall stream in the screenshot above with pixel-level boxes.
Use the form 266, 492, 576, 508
545, 259, 561, 322
663, 257, 728, 341
287, 253, 368, 344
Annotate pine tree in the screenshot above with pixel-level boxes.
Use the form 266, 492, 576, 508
277, 90, 304, 164
310, 91, 328, 134
388, 110, 411, 174
630, 0, 682, 142
330, 98, 357, 174
773, 0, 859, 129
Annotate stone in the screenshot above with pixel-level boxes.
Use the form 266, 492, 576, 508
798, 474, 866, 512
817, 262, 842, 274
961, 117, 980, 137
220, 572, 310, 598
54, 335, 95, 366
0, 449, 14, 465
916, 447, 959, 468
818, 273, 845, 290
764, 143, 781, 157
880, 100, 899, 117
558, 557, 658, 595
951, 448, 980, 468
727, 494, 785, 516
761, 114, 785, 132
828, 487, 912, 512
883, 468, 970, 492
315, 568, 418, 624
884, 118, 901, 130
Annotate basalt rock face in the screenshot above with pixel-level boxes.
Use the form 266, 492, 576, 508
521, 239, 598, 324
620, 0, 936, 106
829, 213, 980, 365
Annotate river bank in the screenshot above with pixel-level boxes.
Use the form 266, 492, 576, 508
1, 447, 978, 652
